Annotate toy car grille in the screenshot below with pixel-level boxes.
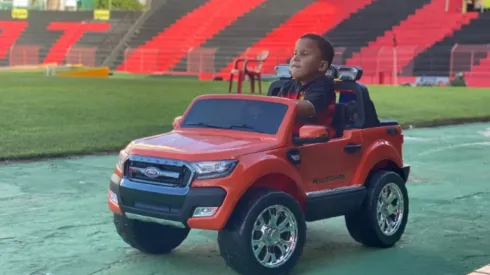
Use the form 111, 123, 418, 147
126, 159, 192, 187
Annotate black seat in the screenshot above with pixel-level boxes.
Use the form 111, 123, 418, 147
334, 77, 380, 129
331, 103, 346, 138
344, 100, 359, 124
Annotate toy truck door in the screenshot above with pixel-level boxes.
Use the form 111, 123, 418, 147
294, 129, 363, 193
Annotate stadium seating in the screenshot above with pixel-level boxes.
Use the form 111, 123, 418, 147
323, 0, 432, 61
0, 11, 140, 67
1, 0, 490, 87
112, 0, 208, 71
43, 22, 111, 65
466, 56, 490, 87
172, 0, 318, 74
345, 0, 479, 79
412, 11, 490, 76
218, 0, 375, 77
0, 21, 28, 60
118, 0, 266, 73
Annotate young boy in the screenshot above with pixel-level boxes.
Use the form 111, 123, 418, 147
277, 33, 337, 137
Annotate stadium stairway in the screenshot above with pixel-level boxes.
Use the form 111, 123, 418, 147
90, 12, 141, 67
118, 0, 265, 74
345, 0, 479, 79
218, 0, 375, 78
112, 0, 207, 71
323, 0, 431, 62
172, 0, 317, 74
412, 11, 490, 77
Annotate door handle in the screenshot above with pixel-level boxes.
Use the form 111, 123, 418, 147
344, 144, 361, 153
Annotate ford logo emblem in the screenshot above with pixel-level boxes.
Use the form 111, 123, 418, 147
143, 167, 160, 178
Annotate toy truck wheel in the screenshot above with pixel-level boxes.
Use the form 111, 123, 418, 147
217, 189, 306, 275
345, 170, 409, 248
113, 214, 190, 254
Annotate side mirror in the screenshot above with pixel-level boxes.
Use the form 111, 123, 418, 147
293, 125, 330, 145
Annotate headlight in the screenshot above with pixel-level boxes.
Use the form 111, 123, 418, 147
116, 150, 129, 173
190, 160, 238, 180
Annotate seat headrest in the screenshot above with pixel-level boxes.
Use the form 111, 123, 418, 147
327, 65, 363, 81
338, 66, 363, 81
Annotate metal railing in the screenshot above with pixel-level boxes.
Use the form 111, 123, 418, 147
7, 44, 97, 67
449, 43, 490, 77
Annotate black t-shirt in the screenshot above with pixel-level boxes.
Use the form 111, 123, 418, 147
277, 75, 336, 133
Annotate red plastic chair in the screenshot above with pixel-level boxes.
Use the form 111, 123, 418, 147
228, 50, 269, 94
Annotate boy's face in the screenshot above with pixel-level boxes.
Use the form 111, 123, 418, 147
290, 38, 329, 83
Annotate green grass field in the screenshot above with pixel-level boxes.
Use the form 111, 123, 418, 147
1, 72, 490, 161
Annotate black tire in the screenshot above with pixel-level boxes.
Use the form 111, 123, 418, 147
345, 170, 409, 248
218, 188, 306, 275
114, 214, 190, 254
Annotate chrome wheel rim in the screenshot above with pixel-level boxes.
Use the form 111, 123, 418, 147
251, 205, 298, 268
377, 183, 404, 236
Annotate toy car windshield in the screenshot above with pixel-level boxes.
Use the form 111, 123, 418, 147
180, 98, 289, 135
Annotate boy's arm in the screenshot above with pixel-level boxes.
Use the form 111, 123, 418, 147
275, 77, 335, 118
296, 100, 316, 117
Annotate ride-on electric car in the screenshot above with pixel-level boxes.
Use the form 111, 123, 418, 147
108, 65, 410, 275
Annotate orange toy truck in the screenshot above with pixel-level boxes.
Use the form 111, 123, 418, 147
108, 65, 410, 275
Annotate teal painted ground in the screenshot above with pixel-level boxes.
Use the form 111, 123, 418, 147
1, 123, 489, 275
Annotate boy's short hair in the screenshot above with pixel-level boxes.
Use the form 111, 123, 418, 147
300, 33, 334, 69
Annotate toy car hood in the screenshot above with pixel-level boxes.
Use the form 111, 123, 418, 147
124, 130, 281, 161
